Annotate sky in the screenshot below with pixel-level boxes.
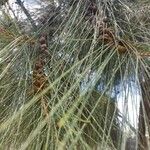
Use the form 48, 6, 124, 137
117, 86, 140, 129
8, 0, 42, 19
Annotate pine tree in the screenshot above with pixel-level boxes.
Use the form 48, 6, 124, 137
0, 0, 150, 149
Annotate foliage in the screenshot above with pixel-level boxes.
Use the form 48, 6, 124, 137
0, 0, 150, 150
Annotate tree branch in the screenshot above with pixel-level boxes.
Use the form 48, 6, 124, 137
16, 0, 37, 31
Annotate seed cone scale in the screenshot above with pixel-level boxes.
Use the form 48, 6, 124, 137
117, 45, 127, 54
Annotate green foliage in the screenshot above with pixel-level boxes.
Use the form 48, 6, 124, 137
0, 0, 150, 150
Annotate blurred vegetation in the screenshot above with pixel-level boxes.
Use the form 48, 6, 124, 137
0, 0, 150, 150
